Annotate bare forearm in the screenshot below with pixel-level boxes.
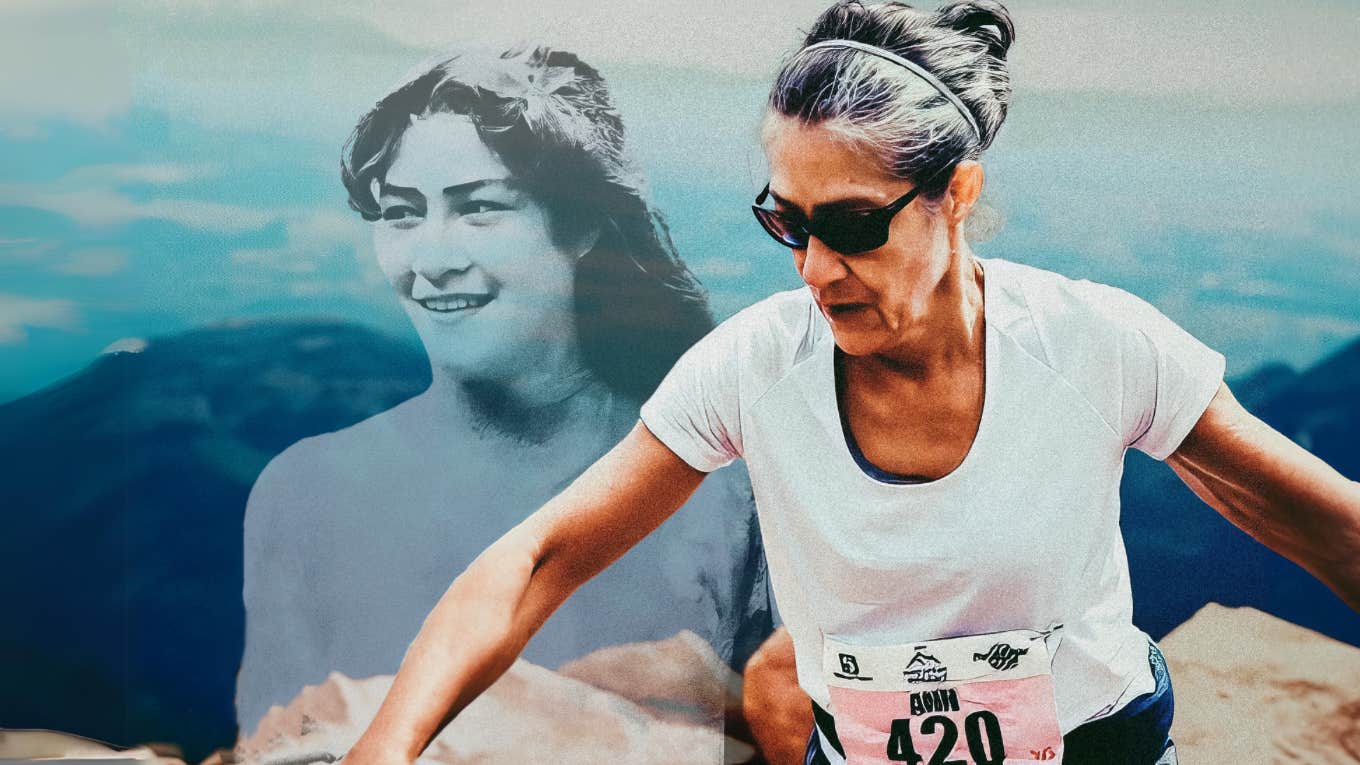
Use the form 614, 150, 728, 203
1186, 465, 1360, 609
1252, 466, 1360, 610
1170, 396, 1360, 611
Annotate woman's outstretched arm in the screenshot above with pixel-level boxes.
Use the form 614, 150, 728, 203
344, 421, 709, 765
1168, 382, 1360, 612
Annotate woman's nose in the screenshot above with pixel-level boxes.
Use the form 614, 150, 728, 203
411, 215, 473, 281
798, 236, 848, 289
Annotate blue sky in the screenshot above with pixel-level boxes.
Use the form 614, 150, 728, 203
2, 0, 1357, 402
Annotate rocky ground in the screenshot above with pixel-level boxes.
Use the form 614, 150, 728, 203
216, 605, 1360, 764
1160, 604, 1360, 763
7, 606, 1355, 763
229, 630, 750, 765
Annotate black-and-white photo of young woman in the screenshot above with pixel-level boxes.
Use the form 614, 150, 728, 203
233, 44, 774, 759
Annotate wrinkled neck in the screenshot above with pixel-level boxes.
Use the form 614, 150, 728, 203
868, 250, 985, 379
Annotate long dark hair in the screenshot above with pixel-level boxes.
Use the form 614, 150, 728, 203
341, 44, 713, 402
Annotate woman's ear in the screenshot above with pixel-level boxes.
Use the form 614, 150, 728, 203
946, 160, 985, 227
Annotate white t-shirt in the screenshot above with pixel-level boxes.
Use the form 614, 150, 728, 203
640, 257, 1225, 738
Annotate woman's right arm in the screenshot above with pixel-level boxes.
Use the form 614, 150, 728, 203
344, 420, 710, 764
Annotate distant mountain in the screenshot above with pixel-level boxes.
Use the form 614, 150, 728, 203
0, 318, 428, 761
1, 321, 1355, 759
1122, 337, 1360, 644
1224, 361, 1298, 412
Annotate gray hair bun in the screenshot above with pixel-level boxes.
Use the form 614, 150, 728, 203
935, 1, 1016, 61
769, 0, 1016, 201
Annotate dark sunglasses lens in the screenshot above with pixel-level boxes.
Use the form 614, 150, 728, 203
752, 207, 809, 249
816, 214, 889, 255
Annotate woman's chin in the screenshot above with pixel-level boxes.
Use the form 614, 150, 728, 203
828, 323, 885, 357
412, 323, 512, 377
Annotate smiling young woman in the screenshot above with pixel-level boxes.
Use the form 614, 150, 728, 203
336, 4, 1360, 765
369, 111, 593, 389
232, 44, 776, 752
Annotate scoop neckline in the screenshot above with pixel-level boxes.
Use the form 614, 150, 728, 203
825, 259, 994, 489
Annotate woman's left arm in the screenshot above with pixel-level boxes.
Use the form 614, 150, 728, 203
1166, 381, 1360, 611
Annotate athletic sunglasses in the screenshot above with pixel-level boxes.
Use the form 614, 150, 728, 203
751, 183, 925, 255
751, 163, 956, 254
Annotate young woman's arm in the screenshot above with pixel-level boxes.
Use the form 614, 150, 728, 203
344, 421, 709, 765
1167, 382, 1360, 611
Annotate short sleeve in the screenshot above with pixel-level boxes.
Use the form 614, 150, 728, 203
1082, 281, 1226, 460
639, 312, 747, 472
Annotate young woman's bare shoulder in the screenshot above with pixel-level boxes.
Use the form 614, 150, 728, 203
247, 402, 418, 518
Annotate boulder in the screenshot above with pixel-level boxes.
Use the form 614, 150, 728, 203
232, 631, 749, 765
1161, 603, 1360, 762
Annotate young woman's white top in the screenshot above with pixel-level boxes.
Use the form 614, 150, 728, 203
640, 256, 1225, 734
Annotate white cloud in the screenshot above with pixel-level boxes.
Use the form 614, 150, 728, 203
0, 237, 57, 264
0, 0, 1354, 177
324, 1, 1360, 105
229, 209, 368, 274
115, 2, 423, 144
0, 184, 275, 233
318, 1, 815, 79
65, 163, 217, 186
6, 1, 1349, 146
225, 207, 392, 302
139, 197, 276, 233
1201, 303, 1360, 376
0, 294, 80, 344
1013, 6, 1360, 105
0, 0, 133, 131
321, 0, 1351, 104
54, 247, 129, 277
0, 163, 276, 233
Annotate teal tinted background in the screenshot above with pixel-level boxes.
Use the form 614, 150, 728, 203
1, 0, 1357, 402
1, 1, 1357, 758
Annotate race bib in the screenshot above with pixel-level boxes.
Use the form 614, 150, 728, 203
822, 627, 1064, 764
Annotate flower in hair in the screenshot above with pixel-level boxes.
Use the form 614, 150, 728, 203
480, 62, 582, 103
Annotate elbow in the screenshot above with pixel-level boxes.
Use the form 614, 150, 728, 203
457, 526, 546, 607
442, 523, 567, 641
1294, 482, 1360, 611
1330, 481, 1360, 576
1321, 480, 1360, 562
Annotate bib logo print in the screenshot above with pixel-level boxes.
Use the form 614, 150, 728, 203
824, 630, 1063, 765
902, 650, 948, 683
836, 652, 873, 681
973, 642, 1029, 672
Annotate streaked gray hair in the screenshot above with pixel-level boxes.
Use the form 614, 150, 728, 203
768, 0, 1015, 206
